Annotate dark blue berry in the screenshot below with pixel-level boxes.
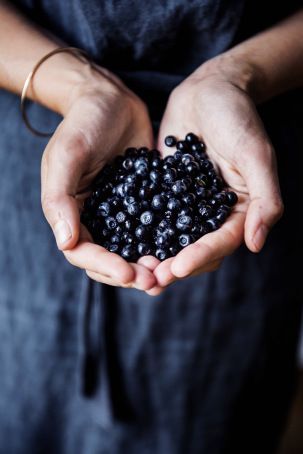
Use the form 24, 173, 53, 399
150, 169, 161, 183
176, 140, 189, 152
176, 215, 192, 231
105, 216, 117, 230
167, 198, 181, 211
152, 194, 166, 211
172, 179, 187, 194
165, 135, 177, 147
122, 158, 133, 170
127, 203, 140, 216
116, 211, 127, 223
121, 245, 137, 261
179, 234, 192, 247
140, 211, 154, 225
206, 218, 221, 231
135, 225, 151, 240
225, 191, 238, 206
97, 202, 110, 217
122, 232, 134, 244
108, 244, 119, 253
185, 132, 199, 144
138, 243, 152, 256
155, 248, 168, 261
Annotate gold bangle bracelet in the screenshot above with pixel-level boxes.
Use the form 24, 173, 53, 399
20, 46, 91, 137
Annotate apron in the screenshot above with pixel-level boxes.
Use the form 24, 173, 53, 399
0, 1, 302, 452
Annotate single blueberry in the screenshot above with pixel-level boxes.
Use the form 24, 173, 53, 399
140, 211, 154, 225
165, 135, 177, 147
176, 215, 192, 231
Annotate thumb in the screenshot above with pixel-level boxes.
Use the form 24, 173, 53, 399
41, 130, 86, 251
241, 143, 284, 253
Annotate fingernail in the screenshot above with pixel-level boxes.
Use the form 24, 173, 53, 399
54, 220, 72, 246
253, 224, 268, 251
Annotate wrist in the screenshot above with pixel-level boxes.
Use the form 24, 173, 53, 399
194, 53, 265, 103
29, 51, 119, 116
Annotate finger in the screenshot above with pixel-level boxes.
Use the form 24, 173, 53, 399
63, 239, 135, 285
153, 257, 175, 287
239, 142, 284, 252
86, 263, 157, 291
137, 255, 160, 272
154, 256, 222, 287
189, 258, 222, 277
137, 255, 165, 295
145, 286, 166, 297
41, 125, 90, 251
170, 211, 245, 278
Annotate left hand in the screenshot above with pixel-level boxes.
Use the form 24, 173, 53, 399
140, 61, 284, 295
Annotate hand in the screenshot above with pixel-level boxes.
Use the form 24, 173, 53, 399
41, 66, 157, 291
143, 62, 284, 293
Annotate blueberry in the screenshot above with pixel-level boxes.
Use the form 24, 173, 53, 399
206, 218, 221, 231
152, 194, 166, 211
182, 193, 196, 205
125, 174, 137, 185
185, 161, 200, 175
115, 225, 123, 235
122, 158, 134, 170
172, 180, 187, 194
116, 211, 127, 223
108, 244, 119, 253
138, 243, 152, 256
179, 234, 192, 247
97, 202, 110, 217
123, 196, 136, 207
173, 151, 183, 161
135, 225, 151, 240
176, 215, 192, 231
169, 244, 181, 256
165, 135, 177, 147
191, 142, 205, 153
125, 147, 138, 158
110, 234, 121, 244
155, 248, 168, 261
115, 183, 125, 198
150, 169, 161, 184
105, 216, 117, 230
167, 198, 181, 211
225, 191, 238, 206
151, 157, 161, 169
176, 140, 189, 152
138, 147, 149, 156
216, 211, 228, 223
181, 153, 194, 165
127, 203, 140, 216
155, 233, 170, 248
122, 232, 134, 244
180, 207, 193, 216
136, 165, 149, 178
139, 186, 151, 199
121, 245, 137, 261
123, 182, 136, 196
140, 211, 154, 225
185, 132, 199, 144
198, 206, 214, 220
125, 219, 135, 231
164, 155, 175, 166
163, 168, 177, 183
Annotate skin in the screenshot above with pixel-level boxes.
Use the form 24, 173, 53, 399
0, 1, 302, 294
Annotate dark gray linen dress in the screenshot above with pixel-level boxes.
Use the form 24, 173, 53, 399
0, 1, 302, 453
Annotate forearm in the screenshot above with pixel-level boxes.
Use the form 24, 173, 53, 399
0, 1, 94, 114
196, 8, 303, 103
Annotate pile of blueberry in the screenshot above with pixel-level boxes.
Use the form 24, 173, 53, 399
81, 133, 238, 262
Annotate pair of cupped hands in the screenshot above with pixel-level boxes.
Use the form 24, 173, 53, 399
41, 57, 284, 296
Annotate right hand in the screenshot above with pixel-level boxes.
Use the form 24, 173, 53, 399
41, 64, 157, 291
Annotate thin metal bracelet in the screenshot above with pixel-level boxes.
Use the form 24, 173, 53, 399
20, 46, 91, 137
